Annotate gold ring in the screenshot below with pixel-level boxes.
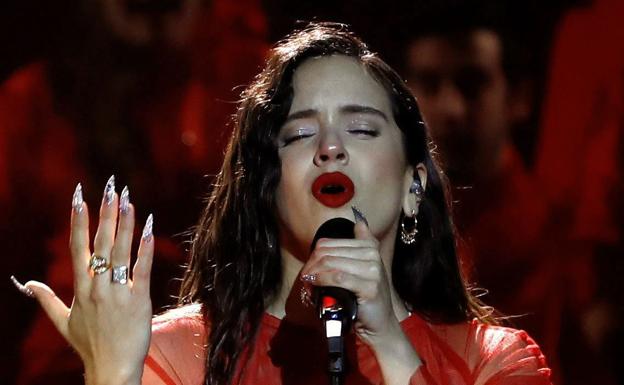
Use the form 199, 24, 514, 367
89, 254, 110, 275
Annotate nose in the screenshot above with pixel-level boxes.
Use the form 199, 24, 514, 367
313, 131, 349, 166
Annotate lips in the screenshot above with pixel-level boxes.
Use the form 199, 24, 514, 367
311, 172, 355, 208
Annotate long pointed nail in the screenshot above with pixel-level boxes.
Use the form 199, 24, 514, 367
120, 186, 130, 214
351, 206, 369, 227
10, 276, 34, 298
72, 183, 83, 213
142, 214, 153, 242
104, 175, 115, 205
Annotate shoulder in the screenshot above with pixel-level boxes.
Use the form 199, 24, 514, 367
145, 304, 207, 385
469, 321, 551, 382
152, 303, 205, 334
150, 303, 207, 356
467, 321, 544, 358
428, 320, 552, 383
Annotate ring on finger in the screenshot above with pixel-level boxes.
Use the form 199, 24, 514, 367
111, 265, 129, 285
89, 254, 110, 275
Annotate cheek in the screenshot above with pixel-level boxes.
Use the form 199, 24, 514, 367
356, 150, 408, 234
275, 152, 308, 221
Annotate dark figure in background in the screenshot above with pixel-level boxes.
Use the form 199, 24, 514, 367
533, 0, 624, 383
398, 3, 573, 383
0, 0, 267, 384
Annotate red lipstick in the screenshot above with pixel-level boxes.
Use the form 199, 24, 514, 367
311, 172, 355, 208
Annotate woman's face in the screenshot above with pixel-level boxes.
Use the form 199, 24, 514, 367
275, 55, 414, 258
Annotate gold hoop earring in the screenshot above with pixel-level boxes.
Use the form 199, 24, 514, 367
400, 209, 418, 245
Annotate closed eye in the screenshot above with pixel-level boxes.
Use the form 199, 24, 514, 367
347, 129, 380, 137
282, 133, 314, 146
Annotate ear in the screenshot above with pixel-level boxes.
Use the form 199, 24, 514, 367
402, 162, 428, 216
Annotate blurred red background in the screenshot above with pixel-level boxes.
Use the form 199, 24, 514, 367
1, 1, 621, 384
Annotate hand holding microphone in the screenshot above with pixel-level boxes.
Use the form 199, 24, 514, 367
300, 207, 401, 353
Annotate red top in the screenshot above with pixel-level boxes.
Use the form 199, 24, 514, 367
144, 305, 552, 385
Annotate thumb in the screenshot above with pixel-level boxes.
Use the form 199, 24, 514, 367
22, 280, 71, 339
352, 206, 374, 241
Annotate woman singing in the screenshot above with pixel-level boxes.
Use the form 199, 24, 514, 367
13, 23, 552, 385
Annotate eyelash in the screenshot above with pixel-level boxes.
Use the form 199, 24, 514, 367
282, 133, 314, 146
347, 128, 380, 137
281, 127, 380, 146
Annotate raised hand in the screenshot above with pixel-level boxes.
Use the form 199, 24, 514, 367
12, 176, 154, 385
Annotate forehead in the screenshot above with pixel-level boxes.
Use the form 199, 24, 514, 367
289, 55, 393, 114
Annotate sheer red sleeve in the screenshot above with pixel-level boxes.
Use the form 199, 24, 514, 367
408, 321, 551, 385
142, 305, 206, 385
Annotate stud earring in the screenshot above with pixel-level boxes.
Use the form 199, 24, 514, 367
409, 179, 424, 202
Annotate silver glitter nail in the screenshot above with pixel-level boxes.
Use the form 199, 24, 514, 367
72, 183, 83, 213
104, 175, 115, 205
351, 206, 369, 227
119, 186, 130, 214
142, 214, 153, 242
10, 276, 34, 298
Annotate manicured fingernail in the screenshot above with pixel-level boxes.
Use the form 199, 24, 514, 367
142, 214, 153, 242
351, 206, 369, 227
10, 276, 34, 298
119, 186, 130, 214
72, 183, 83, 213
104, 175, 115, 205
301, 273, 317, 282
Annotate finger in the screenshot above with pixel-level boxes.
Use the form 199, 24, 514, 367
93, 175, 118, 257
111, 186, 134, 269
315, 238, 377, 249
70, 183, 91, 292
302, 255, 382, 281
309, 270, 378, 301
133, 214, 154, 296
24, 280, 70, 338
92, 176, 118, 287
311, 245, 379, 263
354, 219, 375, 241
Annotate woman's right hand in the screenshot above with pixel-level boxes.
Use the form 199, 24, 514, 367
13, 177, 154, 385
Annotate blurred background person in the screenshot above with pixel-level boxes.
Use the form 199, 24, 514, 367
395, 2, 612, 384
0, 1, 267, 384
533, 0, 624, 383
400, 0, 550, 335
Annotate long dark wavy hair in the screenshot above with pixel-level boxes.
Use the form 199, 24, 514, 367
179, 22, 493, 385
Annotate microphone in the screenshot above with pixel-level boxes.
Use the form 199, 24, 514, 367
310, 218, 358, 384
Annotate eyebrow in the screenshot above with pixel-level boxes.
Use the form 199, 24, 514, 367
283, 104, 389, 125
